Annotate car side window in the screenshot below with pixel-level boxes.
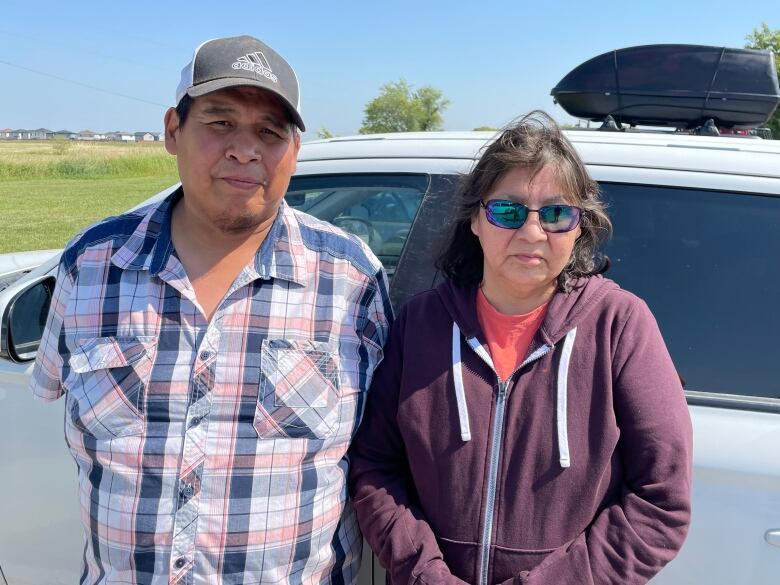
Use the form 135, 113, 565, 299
285, 175, 428, 279
601, 183, 780, 400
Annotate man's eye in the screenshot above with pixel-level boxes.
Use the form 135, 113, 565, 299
210, 120, 232, 128
260, 128, 282, 139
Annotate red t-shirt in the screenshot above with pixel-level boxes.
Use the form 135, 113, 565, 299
475, 289, 549, 381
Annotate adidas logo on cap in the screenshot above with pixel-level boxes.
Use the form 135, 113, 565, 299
232, 52, 278, 83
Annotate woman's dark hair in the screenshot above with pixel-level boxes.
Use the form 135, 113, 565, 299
436, 110, 612, 291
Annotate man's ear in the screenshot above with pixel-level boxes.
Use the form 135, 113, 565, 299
289, 131, 302, 173
163, 108, 180, 155
293, 131, 301, 154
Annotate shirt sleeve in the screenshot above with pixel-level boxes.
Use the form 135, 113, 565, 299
29, 257, 75, 402
357, 266, 394, 392
349, 305, 468, 585
500, 298, 693, 585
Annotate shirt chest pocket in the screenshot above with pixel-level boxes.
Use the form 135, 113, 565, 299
254, 339, 341, 440
65, 336, 157, 440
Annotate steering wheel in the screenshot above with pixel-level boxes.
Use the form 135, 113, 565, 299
331, 216, 382, 248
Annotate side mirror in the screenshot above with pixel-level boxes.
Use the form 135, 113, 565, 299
0, 277, 55, 362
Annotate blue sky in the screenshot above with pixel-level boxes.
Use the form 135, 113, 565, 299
1, 0, 777, 137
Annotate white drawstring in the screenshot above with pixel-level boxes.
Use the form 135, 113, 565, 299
452, 323, 472, 442
556, 328, 577, 468
452, 319, 576, 468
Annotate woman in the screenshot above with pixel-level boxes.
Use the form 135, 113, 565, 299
348, 112, 692, 585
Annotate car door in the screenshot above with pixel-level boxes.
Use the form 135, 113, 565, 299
0, 271, 83, 584
598, 181, 780, 585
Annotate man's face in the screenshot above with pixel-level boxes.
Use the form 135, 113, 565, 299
164, 86, 300, 234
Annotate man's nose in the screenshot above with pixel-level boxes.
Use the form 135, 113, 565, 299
225, 129, 262, 164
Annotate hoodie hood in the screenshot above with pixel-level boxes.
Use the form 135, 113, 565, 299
438, 276, 621, 466
437, 275, 621, 347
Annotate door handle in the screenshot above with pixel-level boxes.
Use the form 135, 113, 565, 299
766, 530, 780, 548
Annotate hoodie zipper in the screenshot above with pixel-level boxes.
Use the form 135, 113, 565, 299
479, 378, 507, 585
476, 343, 552, 585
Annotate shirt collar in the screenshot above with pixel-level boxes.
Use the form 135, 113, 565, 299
110, 187, 179, 274
252, 200, 307, 286
111, 188, 308, 287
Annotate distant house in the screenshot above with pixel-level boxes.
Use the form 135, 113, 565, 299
26, 128, 51, 139
27, 128, 51, 139
50, 130, 76, 140
75, 129, 105, 141
134, 131, 156, 142
1, 128, 13, 139
105, 131, 134, 142
8, 128, 51, 139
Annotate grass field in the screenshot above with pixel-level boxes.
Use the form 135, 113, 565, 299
0, 140, 179, 252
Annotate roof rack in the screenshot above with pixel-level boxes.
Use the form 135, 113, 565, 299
551, 44, 780, 130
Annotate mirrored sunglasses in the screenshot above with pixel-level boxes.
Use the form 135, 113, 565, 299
480, 199, 582, 233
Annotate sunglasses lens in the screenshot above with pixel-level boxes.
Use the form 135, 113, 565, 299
483, 200, 582, 232
485, 200, 528, 228
538, 205, 581, 232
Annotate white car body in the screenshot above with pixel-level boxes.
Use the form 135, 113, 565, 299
0, 249, 59, 292
1, 130, 779, 584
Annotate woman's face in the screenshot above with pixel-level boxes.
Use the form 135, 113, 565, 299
470, 165, 581, 311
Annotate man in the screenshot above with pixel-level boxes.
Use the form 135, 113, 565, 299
30, 35, 391, 584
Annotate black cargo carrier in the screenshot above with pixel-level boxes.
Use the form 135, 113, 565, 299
551, 44, 780, 129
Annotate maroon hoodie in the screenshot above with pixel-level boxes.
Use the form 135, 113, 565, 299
348, 276, 692, 585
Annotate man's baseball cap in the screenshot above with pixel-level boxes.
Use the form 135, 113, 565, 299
175, 35, 305, 131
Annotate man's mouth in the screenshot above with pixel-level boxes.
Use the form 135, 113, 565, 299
222, 176, 266, 190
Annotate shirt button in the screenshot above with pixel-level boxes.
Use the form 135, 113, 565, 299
174, 557, 186, 569
189, 416, 201, 428
182, 484, 194, 498
199, 350, 211, 361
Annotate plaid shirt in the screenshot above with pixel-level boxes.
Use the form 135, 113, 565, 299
30, 188, 392, 585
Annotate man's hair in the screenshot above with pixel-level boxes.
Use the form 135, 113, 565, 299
175, 94, 195, 127
174, 93, 297, 133
436, 110, 612, 291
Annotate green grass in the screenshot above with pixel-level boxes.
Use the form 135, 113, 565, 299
0, 176, 179, 252
0, 140, 177, 180
0, 140, 179, 252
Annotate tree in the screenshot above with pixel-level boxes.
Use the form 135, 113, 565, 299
317, 127, 334, 139
414, 85, 449, 131
745, 22, 780, 138
472, 126, 497, 131
359, 79, 449, 134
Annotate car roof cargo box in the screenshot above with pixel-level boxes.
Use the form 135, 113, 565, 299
551, 44, 780, 129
